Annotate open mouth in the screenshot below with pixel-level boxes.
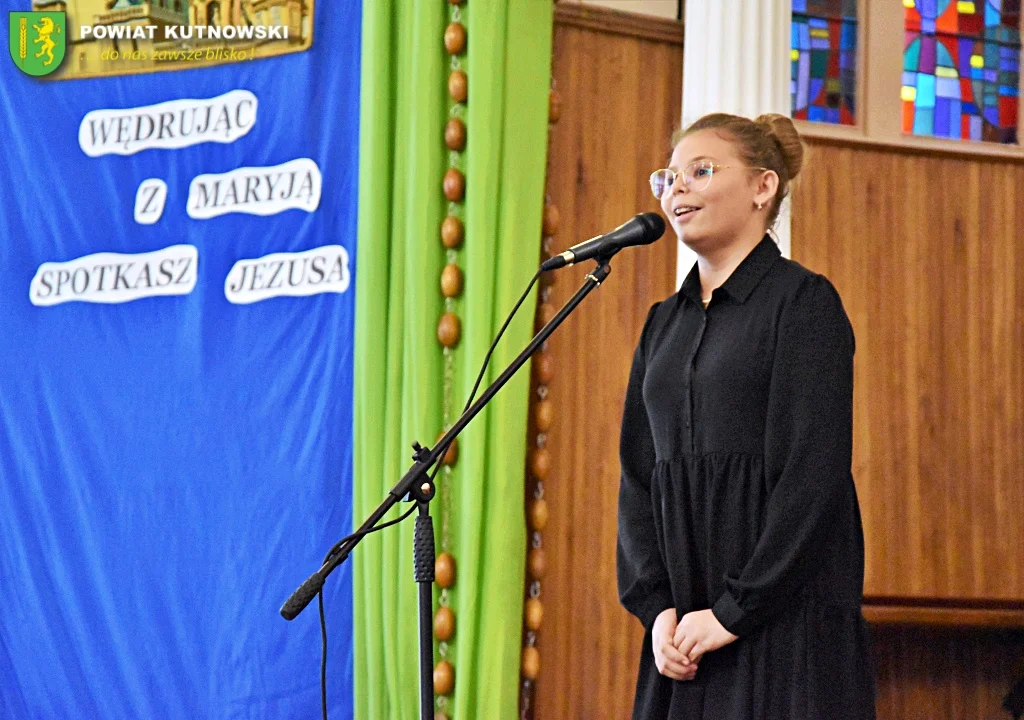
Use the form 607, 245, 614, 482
673, 206, 700, 218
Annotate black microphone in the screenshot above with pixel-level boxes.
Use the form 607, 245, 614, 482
540, 212, 666, 271
280, 570, 325, 620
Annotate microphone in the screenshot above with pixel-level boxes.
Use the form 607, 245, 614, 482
280, 570, 326, 620
540, 212, 666, 271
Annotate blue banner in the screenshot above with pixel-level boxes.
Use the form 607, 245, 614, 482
0, 1, 360, 717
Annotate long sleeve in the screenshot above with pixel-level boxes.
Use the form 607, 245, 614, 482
617, 302, 674, 632
711, 274, 856, 637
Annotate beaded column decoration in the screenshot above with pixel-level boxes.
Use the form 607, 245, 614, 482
519, 79, 561, 720
434, 1, 466, 718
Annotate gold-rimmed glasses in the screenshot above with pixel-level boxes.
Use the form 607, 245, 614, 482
649, 160, 770, 199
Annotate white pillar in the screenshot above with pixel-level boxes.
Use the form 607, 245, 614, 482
678, 0, 793, 287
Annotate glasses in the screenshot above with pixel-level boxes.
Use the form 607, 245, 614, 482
649, 161, 769, 199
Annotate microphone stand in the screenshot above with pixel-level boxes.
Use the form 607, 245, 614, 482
280, 258, 614, 720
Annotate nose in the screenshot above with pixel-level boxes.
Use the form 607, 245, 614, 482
670, 171, 688, 195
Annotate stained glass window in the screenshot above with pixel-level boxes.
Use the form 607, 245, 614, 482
792, 0, 859, 125
903, 0, 1021, 144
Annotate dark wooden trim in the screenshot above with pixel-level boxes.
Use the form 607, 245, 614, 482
800, 125, 1024, 165
863, 597, 1024, 629
554, 3, 685, 46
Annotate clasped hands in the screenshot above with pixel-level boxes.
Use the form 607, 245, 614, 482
651, 608, 738, 681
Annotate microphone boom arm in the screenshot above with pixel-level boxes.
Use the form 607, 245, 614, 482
280, 258, 614, 617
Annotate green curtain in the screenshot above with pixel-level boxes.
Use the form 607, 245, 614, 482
353, 1, 553, 719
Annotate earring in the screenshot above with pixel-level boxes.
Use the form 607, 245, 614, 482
756, 201, 764, 210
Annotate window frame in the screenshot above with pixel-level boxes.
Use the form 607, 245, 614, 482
794, 0, 1024, 160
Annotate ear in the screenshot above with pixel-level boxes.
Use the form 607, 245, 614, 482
752, 170, 779, 209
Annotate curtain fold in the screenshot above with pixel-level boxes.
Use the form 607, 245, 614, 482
353, 1, 446, 718
452, 2, 554, 718
354, 1, 553, 717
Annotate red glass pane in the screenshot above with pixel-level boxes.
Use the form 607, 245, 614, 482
960, 77, 974, 103
936, 1, 958, 33
1001, 96, 1018, 129
906, 7, 921, 32
958, 9, 983, 36
945, 34, 960, 66
829, 20, 841, 76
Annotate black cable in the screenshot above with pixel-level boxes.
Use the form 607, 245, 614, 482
430, 269, 543, 476
319, 590, 327, 720
315, 267, 543, 720
322, 504, 418, 565
316, 503, 417, 720
462, 269, 542, 415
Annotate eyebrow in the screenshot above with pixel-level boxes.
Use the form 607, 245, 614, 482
668, 155, 716, 171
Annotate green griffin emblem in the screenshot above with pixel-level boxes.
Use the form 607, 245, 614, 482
9, 11, 66, 76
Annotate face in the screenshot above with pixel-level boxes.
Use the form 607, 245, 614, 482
657, 129, 777, 254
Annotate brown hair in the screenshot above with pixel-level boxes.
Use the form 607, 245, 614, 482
671, 113, 805, 229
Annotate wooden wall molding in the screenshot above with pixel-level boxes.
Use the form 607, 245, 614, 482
864, 597, 1024, 629
797, 124, 1024, 165
554, 2, 684, 45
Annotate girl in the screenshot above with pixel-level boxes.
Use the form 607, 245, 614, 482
617, 113, 876, 719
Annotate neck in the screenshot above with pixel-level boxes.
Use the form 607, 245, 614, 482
696, 225, 766, 300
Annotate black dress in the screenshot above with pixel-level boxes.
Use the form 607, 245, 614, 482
617, 235, 876, 719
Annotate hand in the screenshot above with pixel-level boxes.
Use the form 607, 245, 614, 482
673, 609, 738, 662
651, 608, 699, 681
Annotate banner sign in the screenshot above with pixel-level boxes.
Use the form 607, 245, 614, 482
0, 1, 360, 717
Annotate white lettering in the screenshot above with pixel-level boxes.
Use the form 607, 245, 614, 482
79, 90, 258, 157
187, 158, 322, 220
134, 178, 168, 225
225, 245, 351, 305
78, 24, 293, 42
30, 245, 198, 307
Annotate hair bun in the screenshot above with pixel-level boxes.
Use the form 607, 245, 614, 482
754, 113, 805, 180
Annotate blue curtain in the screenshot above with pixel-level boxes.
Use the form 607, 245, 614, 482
0, 2, 360, 717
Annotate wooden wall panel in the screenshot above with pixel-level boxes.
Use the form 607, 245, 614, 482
790, 140, 1024, 603
871, 627, 1024, 720
531, 9, 681, 720
534, 6, 1024, 719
